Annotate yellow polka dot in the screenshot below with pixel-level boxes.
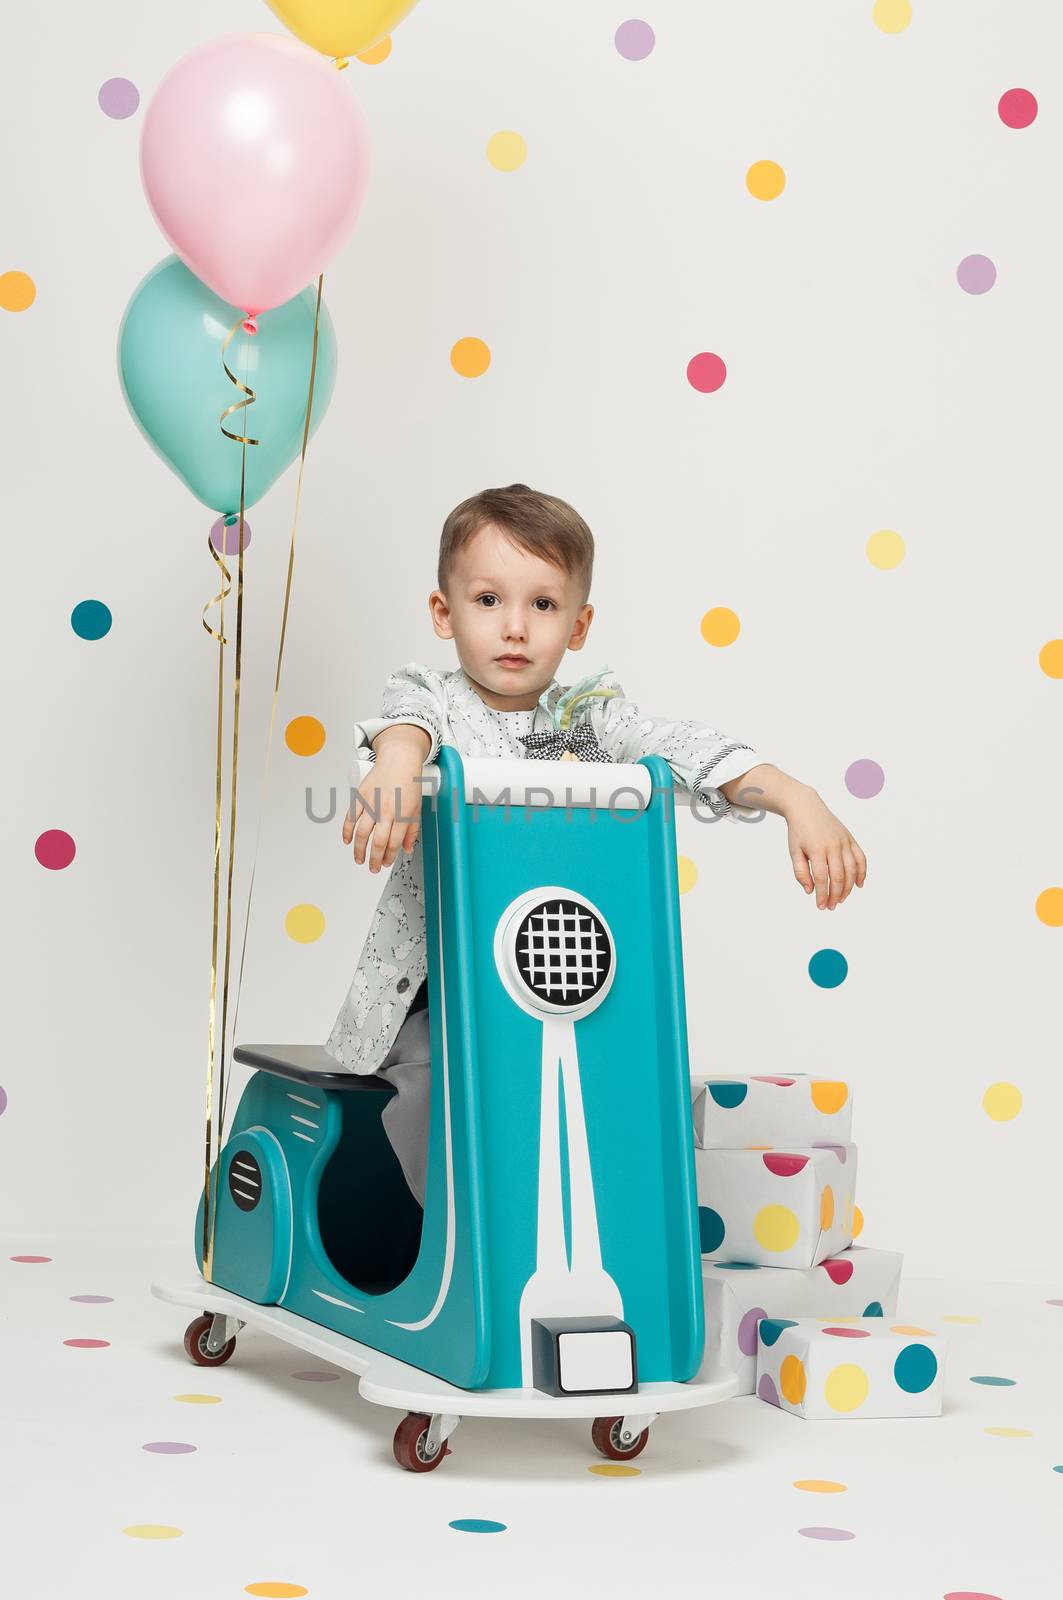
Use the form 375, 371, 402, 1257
984, 1426, 1032, 1438
123, 1525, 183, 1539
587, 1463, 641, 1476
285, 904, 326, 943
824, 1362, 869, 1413
700, 607, 740, 647
1039, 639, 1063, 678
676, 855, 698, 894
487, 130, 527, 171
245, 1587, 309, 1599
357, 35, 392, 63
810, 1079, 848, 1114
794, 1479, 847, 1493
451, 337, 491, 377
745, 1145, 773, 1151
843, 1191, 853, 1231
941, 1315, 981, 1325
1035, 887, 1063, 927
890, 1325, 933, 1336
285, 715, 326, 757
983, 1081, 1022, 1122
780, 1354, 807, 1404
0, 270, 36, 312
754, 1204, 801, 1253
852, 1204, 864, 1239
871, 0, 913, 32
173, 1392, 222, 1404
866, 529, 906, 569
820, 1185, 835, 1230
746, 160, 786, 200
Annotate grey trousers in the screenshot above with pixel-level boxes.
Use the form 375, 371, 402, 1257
372, 1006, 431, 1208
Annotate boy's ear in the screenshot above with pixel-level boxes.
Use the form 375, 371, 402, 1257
567, 602, 593, 651
428, 589, 454, 638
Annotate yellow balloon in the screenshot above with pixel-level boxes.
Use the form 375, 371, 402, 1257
264, 0, 420, 60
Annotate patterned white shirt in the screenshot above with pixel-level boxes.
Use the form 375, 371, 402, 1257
324, 662, 760, 1073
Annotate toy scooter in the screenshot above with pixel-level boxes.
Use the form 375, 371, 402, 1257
152, 748, 737, 1469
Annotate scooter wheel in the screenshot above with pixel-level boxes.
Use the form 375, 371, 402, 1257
591, 1415, 650, 1460
182, 1314, 236, 1367
393, 1412, 453, 1472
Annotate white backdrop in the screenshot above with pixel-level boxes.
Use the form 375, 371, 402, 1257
3, 0, 1060, 1280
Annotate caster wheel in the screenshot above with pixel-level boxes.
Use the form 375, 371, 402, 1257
393, 1412, 453, 1472
183, 1314, 236, 1367
591, 1415, 650, 1460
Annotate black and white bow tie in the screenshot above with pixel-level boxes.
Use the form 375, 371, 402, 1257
519, 722, 613, 763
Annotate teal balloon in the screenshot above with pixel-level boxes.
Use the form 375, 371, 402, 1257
117, 256, 337, 515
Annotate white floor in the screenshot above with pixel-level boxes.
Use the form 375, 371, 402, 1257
4, 1235, 1059, 1600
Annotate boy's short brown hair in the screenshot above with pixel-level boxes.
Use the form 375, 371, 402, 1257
438, 484, 594, 604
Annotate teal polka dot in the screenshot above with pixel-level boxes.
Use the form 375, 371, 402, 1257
450, 1519, 507, 1533
707, 1081, 748, 1108
714, 1261, 760, 1271
698, 1206, 726, 1253
70, 600, 112, 640
759, 1318, 798, 1348
809, 948, 848, 988
970, 1375, 1016, 1387
863, 1301, 884, 1317
894, 1343, 937, 1393
1053, 1465, 1063, 1474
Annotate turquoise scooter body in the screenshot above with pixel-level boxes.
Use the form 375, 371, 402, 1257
194, 747, 705, 1395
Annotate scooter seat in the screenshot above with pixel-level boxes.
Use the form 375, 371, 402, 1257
232, 1044, 395, 1094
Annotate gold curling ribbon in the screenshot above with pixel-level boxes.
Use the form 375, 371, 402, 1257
201, 281, 325, 1284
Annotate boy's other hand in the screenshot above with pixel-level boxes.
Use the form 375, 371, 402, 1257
783, 789, 867, 910
343, 757, 424, 873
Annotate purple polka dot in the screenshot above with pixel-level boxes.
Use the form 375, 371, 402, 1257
844, 759, 884, 799
615, 19, 655, 60
35, 830, 76, 870
143, 1441, 197, 1454
291, 1370, 341, 1382
210, 514, 252, 555
738, 1307, 769, 1357
1047, 1299, 1063, 1306
799, 1527, 855, 1541
687, 352, 727, 393
757, 1373, 780, 1407
957, 254, 997, 295
98, 77, 140, 119
0, 1086, 6, 1117
70, 1294, 114, 1304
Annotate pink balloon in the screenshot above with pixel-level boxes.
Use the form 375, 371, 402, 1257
140, 33, 370, 319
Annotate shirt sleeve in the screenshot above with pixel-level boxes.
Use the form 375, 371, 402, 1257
587, 673, 762, 818
351, 661, 447, 778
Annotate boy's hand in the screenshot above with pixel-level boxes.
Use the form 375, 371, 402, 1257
342, 724, 432, 874
782, 788, 867, 910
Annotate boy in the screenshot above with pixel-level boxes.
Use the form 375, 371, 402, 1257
325, 484, 867, 1206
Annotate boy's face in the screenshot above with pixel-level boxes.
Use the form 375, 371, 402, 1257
429, 523, 594, 711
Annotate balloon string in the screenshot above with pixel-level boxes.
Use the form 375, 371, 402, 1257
202, 320, 256, 1282
214, 276, 325, 1229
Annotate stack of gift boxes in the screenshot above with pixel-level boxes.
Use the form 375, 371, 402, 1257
689, 1073, 944, 1419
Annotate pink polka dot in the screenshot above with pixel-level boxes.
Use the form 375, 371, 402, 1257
944, 1593, 1004, 1600
63, 1338, 110, 1348
751, 1076, 796, 1086
763, 1153, 809, 1177
10, 1255, 52, 1264
799, 1527, 855, 1541
35, 830, 76, 870
998, 88, 1037, 128
820, 1258, 855, 1285
687, 352, 727, 393
822, 1326, 871, 1338
70, 1294, 114, 1304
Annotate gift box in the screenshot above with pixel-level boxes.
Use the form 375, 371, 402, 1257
695, 1246, 902, 1393
695, 1144, 857, 1267
755, 1315, 944, 1419
691, 1073, 852, 1150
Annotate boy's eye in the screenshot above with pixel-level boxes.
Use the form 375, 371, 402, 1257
533, 598, 556, 611
476, 594, 499, 607
475, 595, 556, 610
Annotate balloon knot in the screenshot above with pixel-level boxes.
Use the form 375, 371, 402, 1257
334, 56, 350, 70
242, 314, 259, 335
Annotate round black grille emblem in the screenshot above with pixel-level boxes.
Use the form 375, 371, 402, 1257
227, 1149, 262, 1212
514, 897, 612, 1008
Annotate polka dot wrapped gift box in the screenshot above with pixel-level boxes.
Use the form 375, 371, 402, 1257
695, 1145, 858, 1268
691, 1073, 852, 1149
756, 1316, 945, 1420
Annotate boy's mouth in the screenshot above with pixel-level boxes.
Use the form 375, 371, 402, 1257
496, 654, 529, 667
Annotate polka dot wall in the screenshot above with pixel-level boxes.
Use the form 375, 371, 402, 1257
5, 3, 1062, 1596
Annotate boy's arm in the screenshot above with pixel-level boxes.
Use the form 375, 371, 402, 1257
351, 661, 447, 768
